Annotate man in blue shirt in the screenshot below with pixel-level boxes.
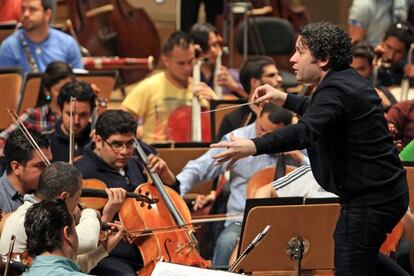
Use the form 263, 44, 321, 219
0, 0, 83, 74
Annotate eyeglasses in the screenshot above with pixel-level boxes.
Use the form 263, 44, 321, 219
103, 139, 135, 152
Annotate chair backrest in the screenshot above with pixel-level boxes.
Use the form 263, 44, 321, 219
0, 22, 16, 45
0, 67, 22, 129
17, 72, 43, 115
76, 70, 119, 101
236, 17, 295, 56
17, 70, 119, 115
209, 99, 246, 141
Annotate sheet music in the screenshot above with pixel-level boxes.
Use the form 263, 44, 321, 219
151, 262, 241, 276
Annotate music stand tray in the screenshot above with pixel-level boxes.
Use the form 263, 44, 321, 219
233, 198, 340, 274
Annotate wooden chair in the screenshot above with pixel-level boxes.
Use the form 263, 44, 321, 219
17, 72, 43, 115
155, 143, 211, 194
0, 22, 16, 45
209, 99, 246, 141
17, 70, 119, 115
0, 68, 22, 129
76, 70, 119, 101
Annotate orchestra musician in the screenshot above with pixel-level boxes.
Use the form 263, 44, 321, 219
22, 198, 124, 275
121, 31, 217, 142
50, 80, 96, 162
190, 22, 247, 98
0, 162, 126, 273
351, 41, 397, 111
74, 109, 179, 276
211, 22, 409, 275
0, 61, 75, 148
217, 56, 283, 140
0, 129, 51, 212
375, 21, 414, 87
0, 0, 83, 74
177, 103, 308, 267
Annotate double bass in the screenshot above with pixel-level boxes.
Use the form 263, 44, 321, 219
66, 0, 161, 84
119, 139, 210, 275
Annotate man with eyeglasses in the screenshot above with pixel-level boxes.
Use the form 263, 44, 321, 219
74, 109, 178, 276
217, 56, 283, 140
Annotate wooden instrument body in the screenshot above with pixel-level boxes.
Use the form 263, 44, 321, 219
167, 106, 211, 142
119, 183, 210, 275
67, 0, 161, 84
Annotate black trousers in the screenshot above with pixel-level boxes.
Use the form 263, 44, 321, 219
333, 194, 409, 276
90, 240, 143, 276
180, 0, 224, 32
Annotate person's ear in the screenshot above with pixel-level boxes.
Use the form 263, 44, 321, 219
161, 54, 170, 69
62, 225, 74, 248
317, 57, 330, 68
44, 8, 53, 24
58, 191, 69, 201
10, 161, 23, 176
250, 78, 261, 91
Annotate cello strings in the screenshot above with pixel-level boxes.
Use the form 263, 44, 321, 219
201, 101, 257, 114
7, 109, 50, 166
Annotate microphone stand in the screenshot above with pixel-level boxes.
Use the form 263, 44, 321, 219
227, 224, 271, 273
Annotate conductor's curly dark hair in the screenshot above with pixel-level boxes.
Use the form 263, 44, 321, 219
299, 22, 352, 71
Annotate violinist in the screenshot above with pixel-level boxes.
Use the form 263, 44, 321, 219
122, 31, 216, 142
190, 23, 247, 98
177, 103, 308, 267
74, 109, 179, 275
0, 129, 51, 212
0, 61, 75, 148
217, 56, 283, 140
0, 162, 125, 273
22, 199, 124, 275
0, 0, 83, 74
50, 80, 96, 162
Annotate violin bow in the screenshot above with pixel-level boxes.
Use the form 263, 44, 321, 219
69, 97, 76, 165
3, 235, 16, 276
7, 109, 50, 166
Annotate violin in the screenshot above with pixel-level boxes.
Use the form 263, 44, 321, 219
119, 139, 210, 275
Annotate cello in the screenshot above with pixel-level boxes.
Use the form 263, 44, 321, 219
119, 139, 210, 275
166, 58, 212, 142
66, 0, 161, 84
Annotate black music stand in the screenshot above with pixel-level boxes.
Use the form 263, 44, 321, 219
232, 197, 340, 275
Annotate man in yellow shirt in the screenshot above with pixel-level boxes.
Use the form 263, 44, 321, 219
122, 31, 216, 142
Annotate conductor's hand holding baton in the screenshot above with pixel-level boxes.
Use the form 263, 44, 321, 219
210, 84, 287, 170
